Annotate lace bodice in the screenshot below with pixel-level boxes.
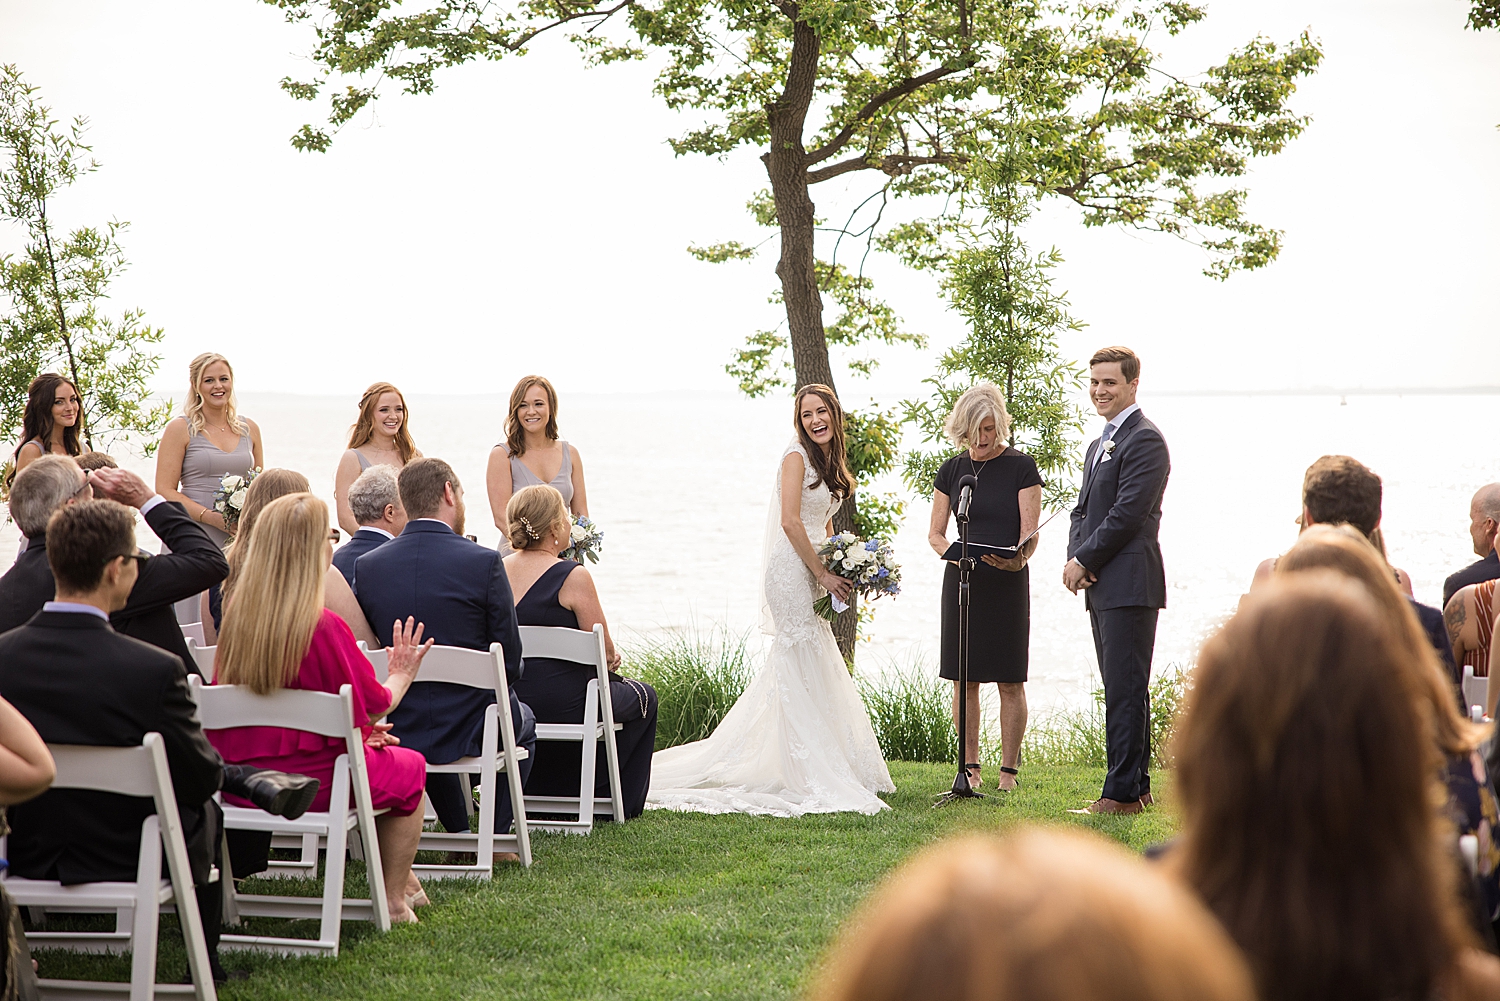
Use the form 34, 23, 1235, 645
761, 441, 844, 642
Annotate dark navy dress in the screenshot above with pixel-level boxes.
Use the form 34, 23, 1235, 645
511, 561, 659, 818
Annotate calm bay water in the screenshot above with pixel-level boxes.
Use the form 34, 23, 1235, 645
5, 391, 1496, 712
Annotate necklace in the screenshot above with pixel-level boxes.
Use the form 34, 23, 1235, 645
969, 445, 1003, 478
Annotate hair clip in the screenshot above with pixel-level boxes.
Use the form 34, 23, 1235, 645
519, 515, 540, 540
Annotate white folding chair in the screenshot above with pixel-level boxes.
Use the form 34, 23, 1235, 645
188, 679, 390, 956
520, 624, 625, 834
359, 642, 532, 875
0, 734, 217, 1000
1463, 664, 1489, 722
185, 639, 216, 678
179, 621, 206, 647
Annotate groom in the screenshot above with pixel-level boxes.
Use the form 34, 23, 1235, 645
1064, 346, 1170, 816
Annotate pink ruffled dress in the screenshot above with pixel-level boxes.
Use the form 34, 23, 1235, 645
207, 608, 426, 816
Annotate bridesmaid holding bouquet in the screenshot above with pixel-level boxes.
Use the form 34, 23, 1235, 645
486, 375, 589, 549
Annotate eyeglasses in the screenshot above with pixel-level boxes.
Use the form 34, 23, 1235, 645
71, 472, 93, 500
108, 551, 150, 570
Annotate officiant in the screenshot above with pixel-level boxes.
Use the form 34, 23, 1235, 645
927, 384, 1042, 793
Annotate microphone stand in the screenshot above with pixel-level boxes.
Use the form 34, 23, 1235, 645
936, 478, 986, 806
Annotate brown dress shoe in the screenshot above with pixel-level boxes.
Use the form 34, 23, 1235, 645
1139, 792, 1155, 808
1068, 797, 1143, 816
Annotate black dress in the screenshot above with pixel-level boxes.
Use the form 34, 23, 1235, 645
935, 449, 1043, 684
511, 561, 659, 818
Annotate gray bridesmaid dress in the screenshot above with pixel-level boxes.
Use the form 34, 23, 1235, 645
499, 441, 574, 554
177, 420, 255, 548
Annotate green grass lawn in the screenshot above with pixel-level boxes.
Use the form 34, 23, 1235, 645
34, 762, 1177, 1000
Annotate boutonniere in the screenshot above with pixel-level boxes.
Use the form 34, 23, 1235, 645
1100, 439, 1117, 463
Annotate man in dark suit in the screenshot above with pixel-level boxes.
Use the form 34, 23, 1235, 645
0, 455, 226, 677
332, 464, 406, 588
0, 500, 237, 979
354, 458, 535, 850
1444, 483, 1500, 607
1066, 346, 1170, 816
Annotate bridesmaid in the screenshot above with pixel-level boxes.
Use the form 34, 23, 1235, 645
8, 373, 83, 484
504, 484, 657, 817
486, 376, 588, 548
334, 382, 420, 537
155, 352, 264, 547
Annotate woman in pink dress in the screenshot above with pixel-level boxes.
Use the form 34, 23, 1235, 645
208, 492, 435, 924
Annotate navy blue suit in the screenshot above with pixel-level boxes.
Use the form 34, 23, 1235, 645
353, 519, 534, 835
332, 527, 391, 589
1068, 408, 1170, 803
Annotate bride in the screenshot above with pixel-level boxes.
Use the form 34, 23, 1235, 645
647, 385, 895, 816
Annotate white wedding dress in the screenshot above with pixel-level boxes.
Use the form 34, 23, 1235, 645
646, 441, 895, 816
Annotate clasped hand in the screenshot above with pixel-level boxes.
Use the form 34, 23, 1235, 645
1062, 559, 1097, 594
819, 571, 853, 603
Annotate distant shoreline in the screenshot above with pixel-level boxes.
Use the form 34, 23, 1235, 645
1150, 386, 1500, 398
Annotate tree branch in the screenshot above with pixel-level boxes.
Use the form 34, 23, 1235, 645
806, 151, 964, 185
803, 62, 971, 168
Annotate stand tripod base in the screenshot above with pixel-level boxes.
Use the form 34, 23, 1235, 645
933, 768, 988, 807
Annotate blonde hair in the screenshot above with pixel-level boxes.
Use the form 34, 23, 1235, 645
222, 469, 311, 601
183, 352, 246, 438
216, 493, 328, 694
809, 828, 1256, 1001
506, 484, 568, 552
347, 382, 417, 463
944, 384, 1011, 450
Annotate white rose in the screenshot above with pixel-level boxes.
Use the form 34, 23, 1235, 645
229, 487, 248, 509
571, 524, 587, 542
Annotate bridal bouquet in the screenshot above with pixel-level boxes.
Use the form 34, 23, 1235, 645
813, 532, 901, 621
560, 514, 604, 564
213, 467, 260, 533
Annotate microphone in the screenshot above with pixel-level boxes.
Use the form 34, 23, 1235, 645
954, 473, 977, 522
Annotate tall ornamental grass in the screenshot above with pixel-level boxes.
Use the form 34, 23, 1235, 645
627, 630, 1190, 767
625, 630, 753, 751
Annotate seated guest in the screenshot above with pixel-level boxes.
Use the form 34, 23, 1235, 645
0, 455, 227, 678
1447, 580, 1497, 697
0, 500, 237, 981
1171, 575, 1500, 1001
809, 828, 1256, 1001
209, 468, 377, 649
332, 465, 405, 589
1277, 526, 1500, 941
1446, 483, 1500, 607
355, 458, 536, 856
210, 493, 433, 924
1250, 453, 1453, 678
505, 485, 657, 818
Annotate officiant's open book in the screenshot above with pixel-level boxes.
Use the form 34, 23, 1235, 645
939, 509, 1063, 562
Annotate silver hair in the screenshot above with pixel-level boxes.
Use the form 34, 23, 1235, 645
348, 465, 401, 526
944, 384, 1012, 450
1475, 483, 1500, 522
9, 455, 84, 536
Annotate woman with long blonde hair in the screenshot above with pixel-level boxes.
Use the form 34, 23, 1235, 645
486, 375, 589, 544
333, 382, 420, 536
155, 352, 264, 547
209, 493, 435, 924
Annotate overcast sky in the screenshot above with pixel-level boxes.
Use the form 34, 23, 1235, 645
3, 0, 1498, 401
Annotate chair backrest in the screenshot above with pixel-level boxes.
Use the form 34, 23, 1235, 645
46, 736, 165, 798
359, 641, 389, 683
519, 624, 607, 670
186, 639, 217, 678
188, 676, 356, 741
181, 620, 206, 646
1463, 664, 1488, 719
414, 644, 504, 691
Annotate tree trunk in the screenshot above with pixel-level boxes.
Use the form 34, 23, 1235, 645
765, 7, 856, 661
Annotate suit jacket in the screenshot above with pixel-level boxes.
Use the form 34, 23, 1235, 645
0, 501, 227, 676
332, 528, 391, 589
1068, 409, 1170, 611
1445, 550, 1500, 608
0, 611, 223, 884
353, 519, 523, 764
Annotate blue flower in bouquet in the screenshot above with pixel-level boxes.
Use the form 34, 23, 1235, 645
560, 514, 604, 564
811, 531, 902, 621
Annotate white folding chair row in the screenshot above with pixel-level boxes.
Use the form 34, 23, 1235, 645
519, 624, 626, 834
188, 679, 390, 956
184, 639, 216, 679
360, 642, 532, 875
0, 734, 217, 1000
1463, 664, 1489, 723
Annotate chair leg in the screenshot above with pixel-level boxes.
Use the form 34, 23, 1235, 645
579, 682, 600, 834
129, 820, 162, 1001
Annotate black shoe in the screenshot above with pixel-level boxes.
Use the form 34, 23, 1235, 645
222, 764, 320, 820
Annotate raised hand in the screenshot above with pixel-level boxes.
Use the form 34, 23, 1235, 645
386, 616, 435, 682
88, 467, 154, 509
